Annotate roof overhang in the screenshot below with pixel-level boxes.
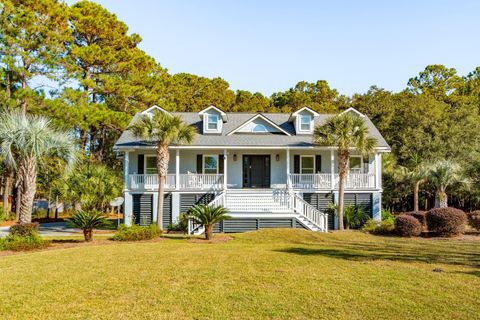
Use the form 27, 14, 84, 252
289, 106, 319, 122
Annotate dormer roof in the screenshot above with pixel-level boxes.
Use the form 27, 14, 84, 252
339, 107, 365, 117
227, 114, 292, 136
141, 105, 169, 115
289, 106, 319, 122
198, 105, 228, 122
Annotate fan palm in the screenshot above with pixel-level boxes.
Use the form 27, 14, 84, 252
428, 160, 464, 208
128, 110, 196, 229
397, 154, 429, 212
189, 204, 230, 240
314, 113, 377, 230
0, 111, 76, 223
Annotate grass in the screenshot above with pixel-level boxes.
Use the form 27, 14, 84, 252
0, 229, 479, 319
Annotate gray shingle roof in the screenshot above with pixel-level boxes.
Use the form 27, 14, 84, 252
114, 112, 390, 150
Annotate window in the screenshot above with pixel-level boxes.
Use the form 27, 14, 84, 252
207, 114, 218, 130
300, 115, 311, 131
145, 156, 157, 174
203, 155, 218, 174
301, 156, 314, 174
349, 156, 363, 173
252, 124, 268, 132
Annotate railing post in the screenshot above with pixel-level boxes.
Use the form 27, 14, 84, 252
330, 149, 335, 190
286, 148, 291, 189
175, 149, 180, 190
223, 149, 227, 191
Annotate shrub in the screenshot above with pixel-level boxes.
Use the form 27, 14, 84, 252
344, 206, 369, 229
395, 214, 422, 237
467, 210, 480, 231
67, 210, 110, 241
9, 222, 39, 237
405, 211, 427, 227
0, 233, 50, 251
167, 213, 189, 233
362, 218, 395, 235
426, 207, 467, 236
381, 209, 395, 223
112, 224, 161, 241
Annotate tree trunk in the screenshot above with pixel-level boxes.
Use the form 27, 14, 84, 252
413, 180, 422, 212
205, 224, 213, 240
337, 149, 349, 231
18, 158, 37, 224
83, 229, 93, 242
55, 195, 59, 220
435, 189, 448, 208
156, 144, 170, 230
2, 170, 12, 214
20, 75, 28, 114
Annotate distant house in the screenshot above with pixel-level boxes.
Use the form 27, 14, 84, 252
114, 105, 390, 234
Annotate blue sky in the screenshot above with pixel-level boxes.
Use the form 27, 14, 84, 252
68, 0, 480, 96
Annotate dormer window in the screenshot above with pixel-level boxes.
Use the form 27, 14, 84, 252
207, 114, 219, 130
300, 115, 311, 131
252, 124, 268, 133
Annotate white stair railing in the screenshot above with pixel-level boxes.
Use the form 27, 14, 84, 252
289, 192, 328, 232
187, 192, 225, 235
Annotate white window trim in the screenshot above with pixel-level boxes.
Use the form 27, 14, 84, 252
300, 155, 315, 174
203, 154, 219, 174
145, 155, 157, 174
206, 114, 219, 131
349, 155, 363, 174
299, 115, 312, 131
297, 115, 313, 133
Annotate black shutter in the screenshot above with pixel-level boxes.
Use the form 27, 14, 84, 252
196, 154, 203, 173
219, 154, 224, 174
293, 155, 300, 174
138, 154, 144, 174
315, 155, 322, 173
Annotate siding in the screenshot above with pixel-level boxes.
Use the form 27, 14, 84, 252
162, 193, 172, 229
212, 218, 299, 233
345, 193, 373, 218
302, 193, 335, 230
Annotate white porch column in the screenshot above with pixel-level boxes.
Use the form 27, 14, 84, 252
123, 151, 129, 190
375, 152, 382, 189
286, 148, 290, 188
175, 149, 180, 190
330, 149, 335, 190
223, 149, 227, 190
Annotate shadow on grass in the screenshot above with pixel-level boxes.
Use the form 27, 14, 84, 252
51, 239, 84, 244
276, 241, 480, 268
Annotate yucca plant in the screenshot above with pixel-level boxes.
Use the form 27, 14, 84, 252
189, 205, 230, 240
67, 211, 110, 242
343, 205, 368, 229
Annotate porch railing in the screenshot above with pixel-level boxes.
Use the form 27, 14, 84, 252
129, 173, 224, 190
288, 173, 376, 189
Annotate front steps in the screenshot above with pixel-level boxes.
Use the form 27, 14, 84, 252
189, 189, 328, 235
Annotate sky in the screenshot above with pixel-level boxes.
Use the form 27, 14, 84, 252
67, 0, 480, 96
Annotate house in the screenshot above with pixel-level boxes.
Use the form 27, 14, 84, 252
114, 105, 390, 234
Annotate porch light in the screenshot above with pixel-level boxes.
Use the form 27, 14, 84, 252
276, 154, 280, 161
233, 154, 237, 161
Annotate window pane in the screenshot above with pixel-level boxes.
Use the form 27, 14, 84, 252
349, 157, 362, 173
146, 157, 157, 174
301, 156, 314, 174
252, 124, 267, 132
207, 114, 218, 130
300, 115, 311, 131
204, 156, 218, 174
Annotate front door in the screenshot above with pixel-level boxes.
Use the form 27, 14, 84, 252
243, 155, 271, 188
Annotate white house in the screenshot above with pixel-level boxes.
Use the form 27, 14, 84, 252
114, 105, 390, 234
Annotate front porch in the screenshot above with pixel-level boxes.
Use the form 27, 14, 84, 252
123, 147, 382, 192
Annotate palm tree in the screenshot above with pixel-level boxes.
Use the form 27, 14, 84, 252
0, 111, 76, 224
313, 113, 377, 230
428, 160, 464, 208
398, 154, 429, 212
128, 110, 196, 229
67, 210, 110, 242
189, 204, 230, 240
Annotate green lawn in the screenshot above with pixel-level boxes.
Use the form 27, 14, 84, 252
1, 230, 479, 320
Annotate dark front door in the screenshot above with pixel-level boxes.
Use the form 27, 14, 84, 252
243, 155, 271, 188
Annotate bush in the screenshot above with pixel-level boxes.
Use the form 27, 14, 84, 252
67, 210, 110, 241
0, 233, 50, 251
395, 214, 422, 237
112, 224, 161, 241
381, 209, 395, 223
344, 206, 369, 229
362, 218, 395, 235
426, 207, 467, 236
467, 210, 480, 231
167, 213, 189, 233
405, 211, 427, 227
9, 222, 39, 237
